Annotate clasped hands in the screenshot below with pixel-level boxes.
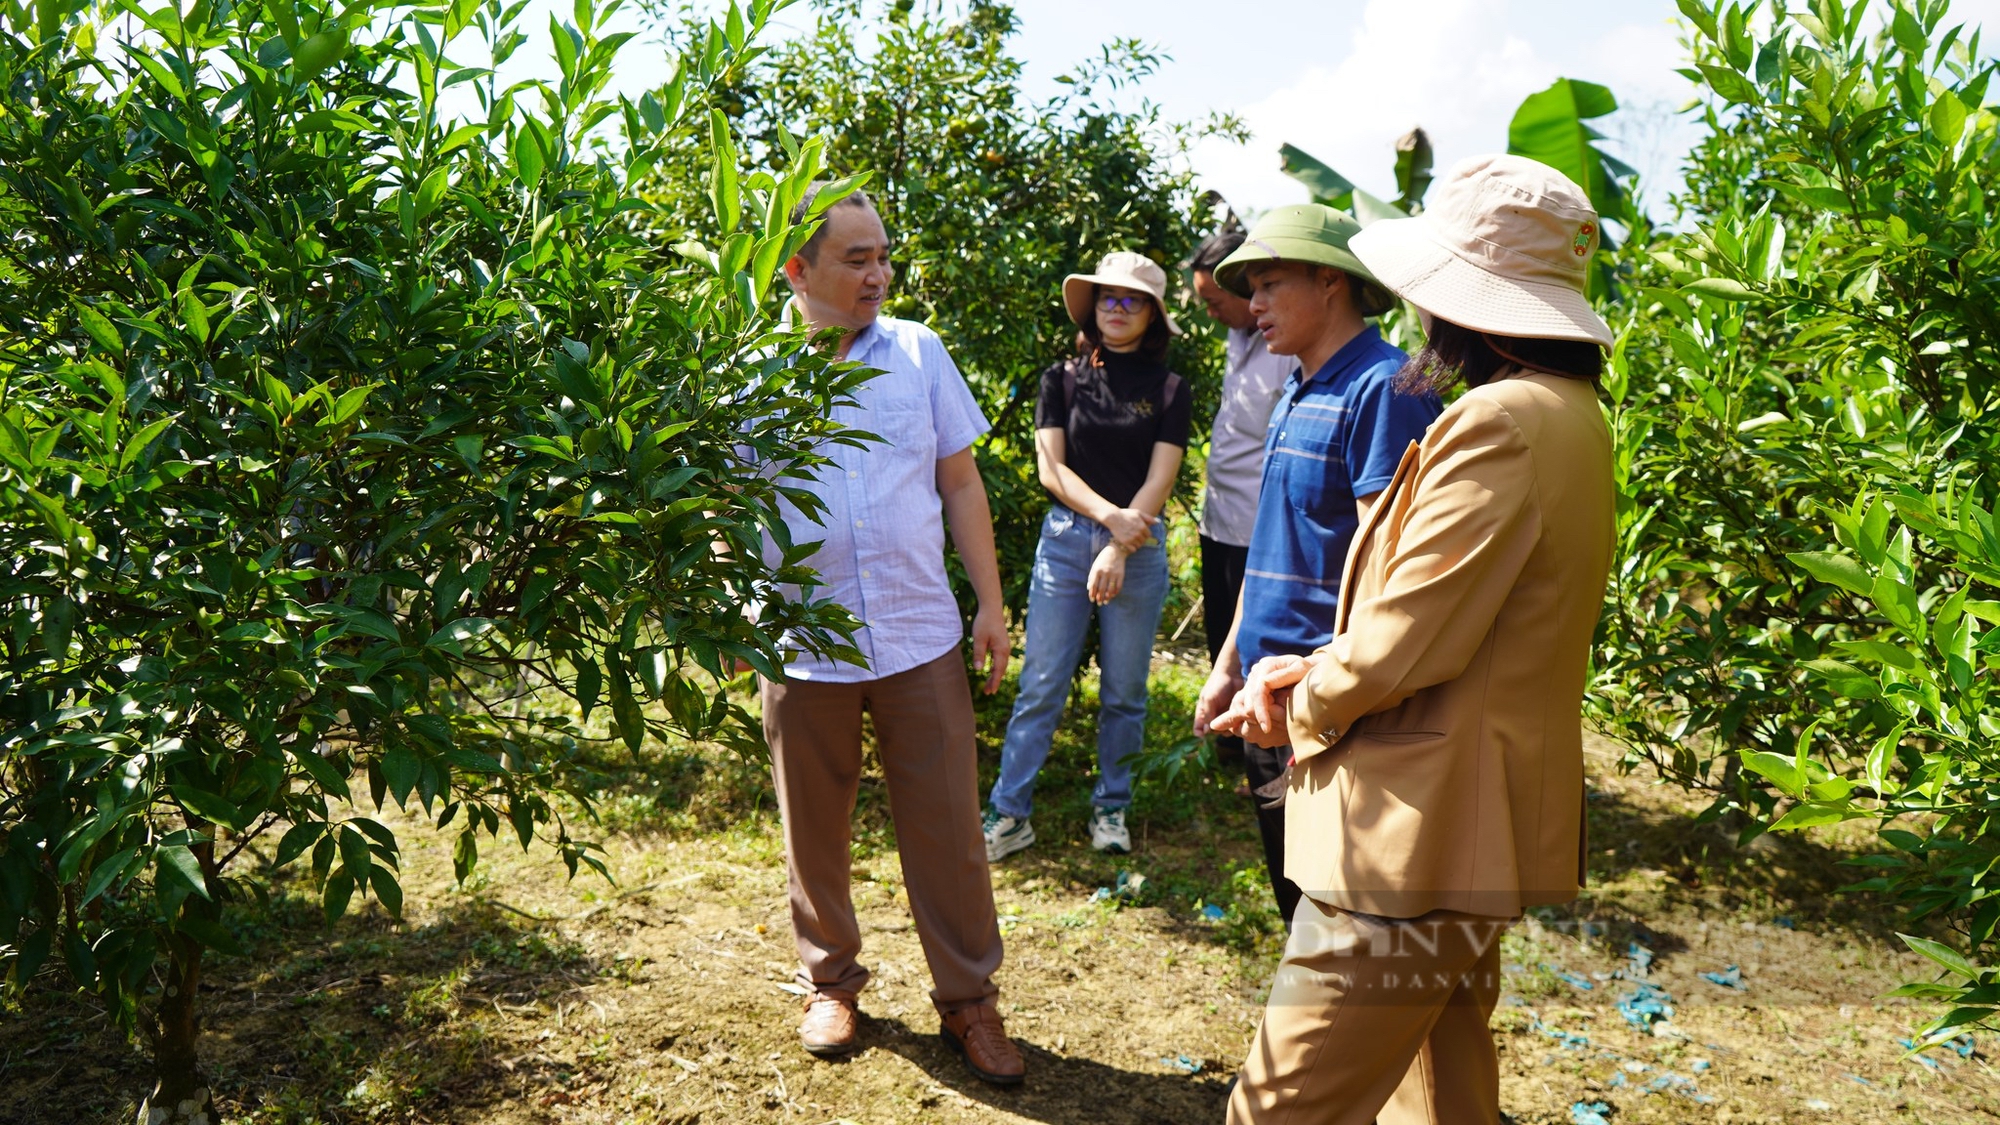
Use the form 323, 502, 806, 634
1192, 653, 1322, 749
1088, 507, 1155, 606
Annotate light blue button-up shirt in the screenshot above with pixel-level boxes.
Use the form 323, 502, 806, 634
763, 316, 989, 682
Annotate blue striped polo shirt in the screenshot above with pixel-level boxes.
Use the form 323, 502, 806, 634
1235, 326, 1440, 676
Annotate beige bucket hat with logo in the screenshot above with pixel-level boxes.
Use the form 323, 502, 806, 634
1063, 251, 1183, 336
1347, 154, 1615, 348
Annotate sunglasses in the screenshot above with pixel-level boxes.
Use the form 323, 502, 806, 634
1097, 294, 1151, 313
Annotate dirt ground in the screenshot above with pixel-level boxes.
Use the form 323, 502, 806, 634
4, 658, 1998, 1124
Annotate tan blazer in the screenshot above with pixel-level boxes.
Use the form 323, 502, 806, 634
1283, 370, 1614, 919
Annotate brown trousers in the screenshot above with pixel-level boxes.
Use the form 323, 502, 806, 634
761, 648, 1002, 1011
1229, 895, 1507, 1125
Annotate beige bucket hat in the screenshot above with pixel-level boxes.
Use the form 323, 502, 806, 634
1347, 154, 1614, 348
1063, 251, 1183, 336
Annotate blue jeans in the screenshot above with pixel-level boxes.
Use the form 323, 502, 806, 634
989, 504, 1170, 819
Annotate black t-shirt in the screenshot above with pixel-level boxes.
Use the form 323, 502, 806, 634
1034, 348, 1192, 510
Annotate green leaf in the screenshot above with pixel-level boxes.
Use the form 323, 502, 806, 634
381, 742, 420, 806
1871, 573, 1924, 638
1276, 143, 1356, 208
1830, 639, 1918, 670
156, 845, 210, 900
370, 867, 404, 919
514, 125, 546, 191
338, 824, 373, 885
80, 847, 138, 906
1900, 933, 1980, 981
1699, 63, 1763, 106
1684, 277, 1757, 301
1890, 6, 1928, 53
708, 109, 741, 230
1931, 93, 1969, 148
76, 303, 123, 356
177, 286, 210, 345
426, 617, 498, 650
291, 745, 351, 802
1506, 77, 1630, 223
118, 413, 177, 472
1865, 725, 1905, 795
170, 785, 245, 831
274, 822, 321, 868
1788, 550, 1873, 595
1797, 658, 1881, 699
1740, 749, 1805, 797
322, 868, 355, 924
1769, 801, 1862, 831
575, 656, 602, 720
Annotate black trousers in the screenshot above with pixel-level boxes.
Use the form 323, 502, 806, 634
1200, 535, 1303, 927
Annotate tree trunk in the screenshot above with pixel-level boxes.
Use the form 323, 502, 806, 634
136, 932, 215, 1125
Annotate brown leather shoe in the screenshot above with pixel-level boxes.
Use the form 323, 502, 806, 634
798, 990, 860, 1058
939, 1002, 1024, 1085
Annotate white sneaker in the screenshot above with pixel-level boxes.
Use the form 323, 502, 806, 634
983, 807, 1035, 862
1089, 807, 1130, 854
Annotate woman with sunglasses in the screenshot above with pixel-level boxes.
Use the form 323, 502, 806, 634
982, 252, 1191, 861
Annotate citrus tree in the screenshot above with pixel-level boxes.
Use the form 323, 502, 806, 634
640, 0, 1224, 616
1596, 0, 2000, 1042
0, 0, 866, 1115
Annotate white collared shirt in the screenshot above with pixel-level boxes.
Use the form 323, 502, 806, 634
759, 316, 989, 682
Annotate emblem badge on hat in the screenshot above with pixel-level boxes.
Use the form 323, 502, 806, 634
1573, 222, 1596, 257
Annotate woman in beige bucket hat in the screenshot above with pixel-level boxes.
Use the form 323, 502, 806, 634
983, 251, 1191, 862
1213, 155, 1618, 1125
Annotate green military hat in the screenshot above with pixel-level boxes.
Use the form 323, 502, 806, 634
1212, 204, 1396, 316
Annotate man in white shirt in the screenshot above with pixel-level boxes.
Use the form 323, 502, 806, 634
1190, 231, 1292, 764
754, 185, 1022, 1084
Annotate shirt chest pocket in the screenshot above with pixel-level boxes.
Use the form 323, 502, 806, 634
863, 397, 934, 462
1279, 432, 1352, 520
848, 368, 932, 456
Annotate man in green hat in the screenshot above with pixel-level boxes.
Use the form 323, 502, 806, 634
1190, 204, 1441, 927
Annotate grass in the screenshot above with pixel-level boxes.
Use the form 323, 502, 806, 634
3, 651, 1997, 1124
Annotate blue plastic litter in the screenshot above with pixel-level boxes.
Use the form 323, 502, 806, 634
1616, 980, 1675, 1032
1533, 1019, 1591, 1050
1091, 870, 1145, 903
1692, 1059, 1711, 1073
1200, 903, 1226, 922
1653, 1072, 1715, 1103
1624, 936, 1656, 972
1952, 1034, 1977, 1058
1608, 1072, 1628, 1088
1570, 1101, 1613, 1125
1160, 1053, 1202, 1074
1775, 915, 1797, 929
1545, 963, 1596, 991
1846, 1073, 1871, 1085
1700, 965, 1744, 990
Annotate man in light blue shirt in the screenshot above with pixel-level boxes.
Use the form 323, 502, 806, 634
752, 185, 1023, 1085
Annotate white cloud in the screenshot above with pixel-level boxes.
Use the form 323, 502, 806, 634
1187, 0, 1705, 216
1189, 0, 1561, 213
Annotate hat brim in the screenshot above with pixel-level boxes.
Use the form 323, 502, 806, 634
1348, 219, 1614, 348
1063, 273, 1183, 336
1210, 238, 1395, 316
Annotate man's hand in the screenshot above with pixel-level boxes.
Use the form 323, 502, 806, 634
1213, 653, 1320, 748
1100, 508, 1152, 552
1087, 544, 1128, 604
970, 603, 1010, 694
1193, 661, 1244, 736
